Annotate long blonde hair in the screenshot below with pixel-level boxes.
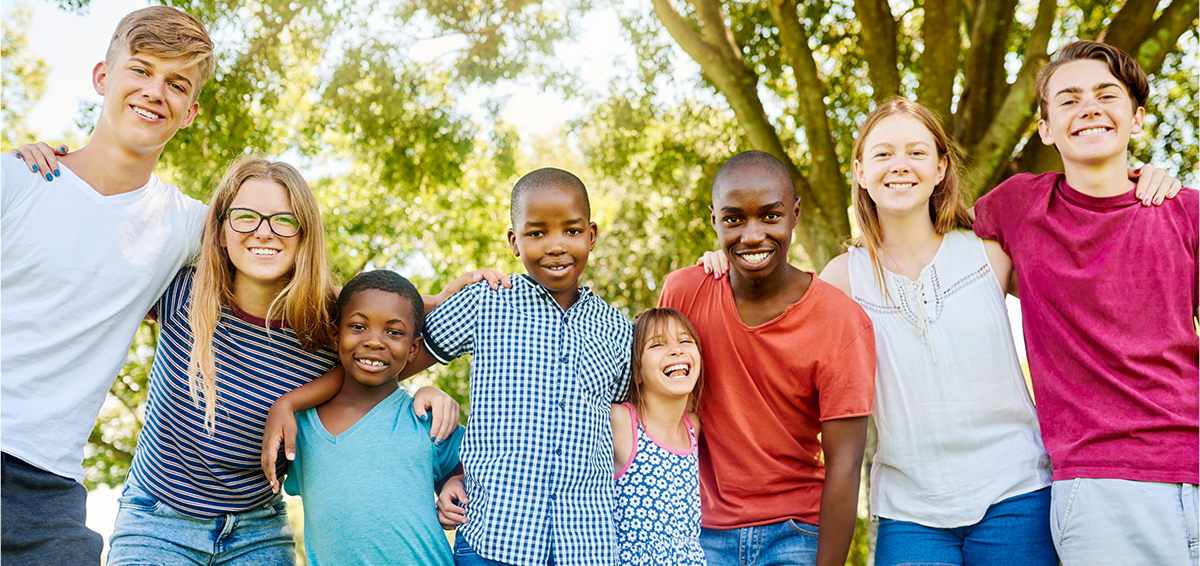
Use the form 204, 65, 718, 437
850, 98, 973, 289
187, 156, 335, 433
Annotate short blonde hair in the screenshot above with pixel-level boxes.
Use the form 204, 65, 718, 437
106, 6, 216, 99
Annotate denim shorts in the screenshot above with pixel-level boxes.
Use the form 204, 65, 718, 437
1, 452, 103, 566
875, 487, 1057, 566
1051, 478, 1199, 566
106, 478, 295, 566
700, 519, 819, 565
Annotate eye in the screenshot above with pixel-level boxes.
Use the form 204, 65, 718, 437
348, 323, 365, 331
566, 228, 582, 235
131, 67, 148, 76
874, 152, 890, 159
387, 329, 405, 338
169, 82, 187, 94
645, 341, 663, 349
911, 150, 926, 157
722, 216, 743, 226
231, 210, 259, 222
763, 212, 781, 221
526, 230, 543, 238
680, 337, 694, 344
273, 214, 300, 229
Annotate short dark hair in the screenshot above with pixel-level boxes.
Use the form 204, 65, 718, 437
336, 270, 424, 337
712, 150, 795, 200
1036, 40, 1149, 121
510, 167, 590, 227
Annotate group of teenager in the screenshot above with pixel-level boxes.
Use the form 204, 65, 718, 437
0, 5, 1195, 566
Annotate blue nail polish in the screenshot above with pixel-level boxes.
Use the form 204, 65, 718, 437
45, 173, 53, 181
32, 164, 38, 171
53, 169, 60, 177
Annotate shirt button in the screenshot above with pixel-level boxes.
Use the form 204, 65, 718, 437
559, 355, 568, 363
558, 401, 566, 409
549, 493, 557, 501
555, 448, 563, 456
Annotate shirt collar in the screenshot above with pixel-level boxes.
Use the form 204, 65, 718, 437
514, 273, 594, 313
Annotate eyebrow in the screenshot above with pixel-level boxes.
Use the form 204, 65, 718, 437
719, 201, 785, 214
1054, 82, 1122, 98
129, 56, 194, 89
523, 217, 585, 228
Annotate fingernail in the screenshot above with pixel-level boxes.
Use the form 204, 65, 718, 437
32, 164, 38, 171
53, 169, 60, 177
1155, 197, 1162, 204
45, 173, 53, 181
704, 266, 710, 273
59, 146, 66, 152
13, 152, 20, 158
287, 452, 294, 460
420, 414, 427, 421
1134, 167, 1142, 174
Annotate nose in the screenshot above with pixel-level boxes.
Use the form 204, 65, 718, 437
1078, 97, 1101, 117
545, 233, 567, 254
741, 219, 766, 245
253, 218, 275, 239
363, 330, 385, 349
889, 155, 911, 174
142, 77, 167, 102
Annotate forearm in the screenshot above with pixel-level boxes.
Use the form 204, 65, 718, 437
815, 462, 862, 566
276, 367, 343, 412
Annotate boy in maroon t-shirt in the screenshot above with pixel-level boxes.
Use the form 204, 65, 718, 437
973, 41, 1198, 566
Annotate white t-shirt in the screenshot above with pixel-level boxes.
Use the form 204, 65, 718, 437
848, 229, 1051, 528
1, 154, 206, 482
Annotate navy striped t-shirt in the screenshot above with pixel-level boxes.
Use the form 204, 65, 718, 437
129, 268, 337, 518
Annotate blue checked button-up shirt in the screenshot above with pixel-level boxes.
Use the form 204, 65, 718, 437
424, 274, 632, 566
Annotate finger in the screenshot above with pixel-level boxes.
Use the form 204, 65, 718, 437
499, 272, 512, 288
26, 143, 62, 180
413, 399, 430, 423
480, 270, 500, 291
262, 433, 280, 490
284, 423, 297, 461
430, 406, 446, 443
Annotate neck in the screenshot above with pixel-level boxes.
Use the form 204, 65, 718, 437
333, 377, 398, 408
63, 128, 165, 196
878, 212, 943, 266
638, 394, 689, 433
1061, 156, 1134, 198
231, 274, 288, 320
729, 263, 803, 303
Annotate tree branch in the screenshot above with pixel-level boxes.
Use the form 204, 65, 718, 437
917, 1, 959, 125
963, 0, 1055, 197
955, 0, 1019, 146
852, 0, 900, 101
1136, 0, 1199, 74
1098, 0, 1158, 52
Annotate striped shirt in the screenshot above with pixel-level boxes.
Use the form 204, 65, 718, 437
129, 268, 337, 518
424, 274, 632, 566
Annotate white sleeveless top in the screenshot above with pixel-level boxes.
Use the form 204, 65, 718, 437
848, 229, 1051, 528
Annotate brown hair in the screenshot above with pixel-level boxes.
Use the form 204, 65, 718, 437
1035, 40, 1148, 121
628, 308, 705, 417
188, 156, 335, 433
851, 98, 973, 289
106, 6, 216, 99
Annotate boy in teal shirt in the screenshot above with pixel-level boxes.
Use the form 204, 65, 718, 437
283, 270, 464, 565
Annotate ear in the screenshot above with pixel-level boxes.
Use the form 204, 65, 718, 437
507, 228, 519, 257
1130, 106, 1145, 135
936, 155, 947, 184
407, 335, 423, 362
587, 221, 598, 251
180, 101, 200, 129
852, 159, 864, 189
709, 204, 717, 231
1037, 119, 1055, 146
791, 197, 802, 221
92, 61, 108, 96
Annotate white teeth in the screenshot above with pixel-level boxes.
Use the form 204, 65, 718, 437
1076, 127, 1108, 136
250, 248, 278, 256
546, 265, 568, 271
888, 183, 915, 189
740, 252, 769, 264
132, 107, 160, 120
357, 358, 385, 367
663, 363, 690, 377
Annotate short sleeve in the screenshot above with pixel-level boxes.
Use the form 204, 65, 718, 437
973, 173, 1049, 251
431, 424, 466, 480
152, 268, 195, 327
817, 323, 876, 421
422, 280, 486, 364
608, 320, 633, 402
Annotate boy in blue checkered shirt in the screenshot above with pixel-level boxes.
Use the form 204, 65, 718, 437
421, 168, 632, 566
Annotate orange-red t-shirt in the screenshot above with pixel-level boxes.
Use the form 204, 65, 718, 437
658, 266, 875, 528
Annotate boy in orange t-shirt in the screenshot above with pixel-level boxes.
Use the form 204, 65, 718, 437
658, 150, 875, 566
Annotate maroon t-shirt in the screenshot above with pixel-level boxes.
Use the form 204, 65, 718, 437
974, 172, 1198, 484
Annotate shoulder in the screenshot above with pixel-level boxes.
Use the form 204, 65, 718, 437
2, 154, 50, 208
977, 172, 1060, 209
808, 276, 869, 320
818, 252, 852, 297
659, 265, 718, 307
610, 402, 632, 428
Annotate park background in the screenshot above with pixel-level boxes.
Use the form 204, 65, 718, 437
2, 0, 1197, 563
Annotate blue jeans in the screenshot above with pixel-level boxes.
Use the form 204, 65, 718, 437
875, 487, 1057, 566
700, 519, 819, 565
1, 452, 103, 566
106, 478, 295, 566
1051, 478, 1199, 566
453, 535, 556, 566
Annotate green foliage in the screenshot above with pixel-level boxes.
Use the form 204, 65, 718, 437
1, 2, 48, 151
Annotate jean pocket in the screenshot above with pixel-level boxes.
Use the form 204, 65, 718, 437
786, 519, 819, 538
118, 490, 162, 513
452, 534, 479, 557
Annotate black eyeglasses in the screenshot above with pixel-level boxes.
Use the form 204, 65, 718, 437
224, 208, 301, 238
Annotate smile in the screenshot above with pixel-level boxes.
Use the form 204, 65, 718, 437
131, 106, 164, 120
249, 248, 279, 257
886, 182, 916, 190
543, 264, 572, 272
738, 251, 770, 265
1073, 126, 1110, 137
356, 358, 387, 368
663, 363, 690, 379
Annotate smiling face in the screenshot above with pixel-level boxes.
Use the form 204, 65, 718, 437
336, 289, 421, 389
854, 114, 947, 221
710, 166, 801, 285
1037, 59, 1144, 168
507, 184, 598, 311
220, 179, 300, 294
636, 317, 702, 403
93, 49, 201, 156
